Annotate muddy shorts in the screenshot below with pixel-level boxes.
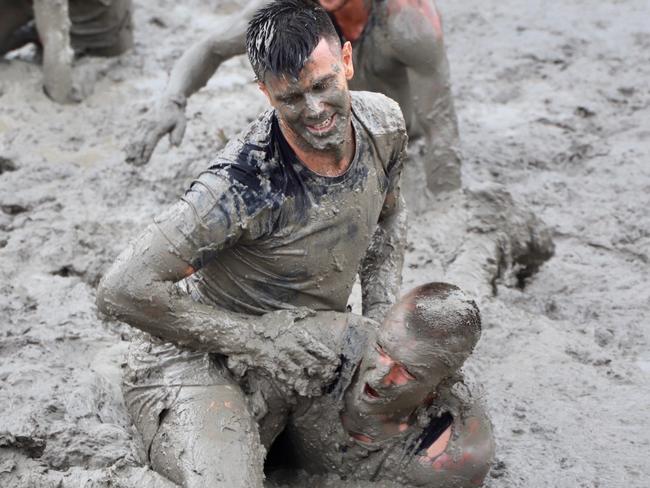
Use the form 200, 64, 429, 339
123, 322, 291, 459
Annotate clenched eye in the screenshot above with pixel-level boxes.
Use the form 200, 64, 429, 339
376, 343, 416, 380
396, 363, 416, 381
313, 80, 331, 92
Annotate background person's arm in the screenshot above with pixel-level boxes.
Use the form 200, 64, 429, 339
388, 0, 461, 194
125, 0, 269, 166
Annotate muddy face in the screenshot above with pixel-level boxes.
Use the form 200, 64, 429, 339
260, 38, 354, 158
352, 316, 451, 416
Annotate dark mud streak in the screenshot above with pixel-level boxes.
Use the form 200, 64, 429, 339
1, 204, 29, 215
0, 157, 17, 175
0, 435, 46, 459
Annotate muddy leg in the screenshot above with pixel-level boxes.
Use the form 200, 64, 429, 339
0, 0, 34, 55
75, 0, 134, 57
150, 382, 266, 488
32, 0, 75, 103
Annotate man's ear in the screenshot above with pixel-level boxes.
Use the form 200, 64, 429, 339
342, 41, 354, 80
258, 81, 272, 104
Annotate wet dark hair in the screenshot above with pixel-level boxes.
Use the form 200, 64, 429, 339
246, 0, 340, 81
392, 283, 482, 370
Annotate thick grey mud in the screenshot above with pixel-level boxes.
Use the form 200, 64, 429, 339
1, 0, 649, 487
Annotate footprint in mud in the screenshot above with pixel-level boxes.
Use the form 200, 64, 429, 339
0, 204, 29, 215
0, 157, 18, 175
50, 265, 85, 279
489, 459, 507, 479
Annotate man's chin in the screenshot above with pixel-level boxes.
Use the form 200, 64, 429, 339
303, 135, 347, 154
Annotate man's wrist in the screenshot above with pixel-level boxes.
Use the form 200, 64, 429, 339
166, 93, 187, 109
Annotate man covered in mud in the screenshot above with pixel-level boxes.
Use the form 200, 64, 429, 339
126, 0, 556, 293
276, 282, 494, 487
97, 1, 407, 486
127, 0, 460, 207
0, 0, 133, 103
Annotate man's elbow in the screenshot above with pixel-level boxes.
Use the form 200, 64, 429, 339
95, 266, 135, 321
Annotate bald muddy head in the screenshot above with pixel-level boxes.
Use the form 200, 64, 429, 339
247, 0, 354, 156
351, 283, 482, 416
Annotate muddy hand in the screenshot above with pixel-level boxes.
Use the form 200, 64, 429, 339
229, 319, 340, 397
265, 324, 339, 396
125, 98, 187, 166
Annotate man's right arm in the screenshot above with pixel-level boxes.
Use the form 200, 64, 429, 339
125, 0, 269, 166
96, 175, 338, 396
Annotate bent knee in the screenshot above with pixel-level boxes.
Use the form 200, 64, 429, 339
150, 385, 265, 488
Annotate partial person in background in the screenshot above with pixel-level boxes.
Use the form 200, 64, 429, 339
126, 0, 460, 210
0, 0, 133, 103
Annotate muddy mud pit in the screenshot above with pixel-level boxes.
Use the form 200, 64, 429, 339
1, 0, 649, 487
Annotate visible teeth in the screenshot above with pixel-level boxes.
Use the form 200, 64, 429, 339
311, 116, 332, 129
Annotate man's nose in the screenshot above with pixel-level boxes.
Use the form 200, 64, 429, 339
371, 359, 394, 386
383, 364, 407, 386
304, 94, 325, 114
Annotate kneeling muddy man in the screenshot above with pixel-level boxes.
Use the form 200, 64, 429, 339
0, 0, 133, 103
279, 282, 494, 487
97, 1, 407, 486
127, 0, 460, 208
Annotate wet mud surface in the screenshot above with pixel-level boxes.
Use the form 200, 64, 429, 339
1, 0, 649, 486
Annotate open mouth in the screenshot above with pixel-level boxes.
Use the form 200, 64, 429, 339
306, 114, 336, 135
364, 383, 381, 399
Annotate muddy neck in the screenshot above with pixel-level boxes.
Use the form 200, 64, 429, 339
330, 0, 371, 43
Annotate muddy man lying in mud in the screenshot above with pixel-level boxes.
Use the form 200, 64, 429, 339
127, 0, 460, 205
0, 0, 132, 103
274, 282, 494, 487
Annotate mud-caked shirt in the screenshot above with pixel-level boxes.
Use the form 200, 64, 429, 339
154, 91, 407, 315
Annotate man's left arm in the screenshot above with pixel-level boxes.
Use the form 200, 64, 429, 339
359, 134, 408, 324
388, 0, 461, 194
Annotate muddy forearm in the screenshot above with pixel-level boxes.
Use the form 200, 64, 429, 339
392, 3, 462, 193
420, 95, 461, 193
411, 54, 462, 194
97, 248, 298, 357
98, 269, 339, 395
359, 193, 407, 323
96, 224, 339, 395
163, 35, 236, 103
